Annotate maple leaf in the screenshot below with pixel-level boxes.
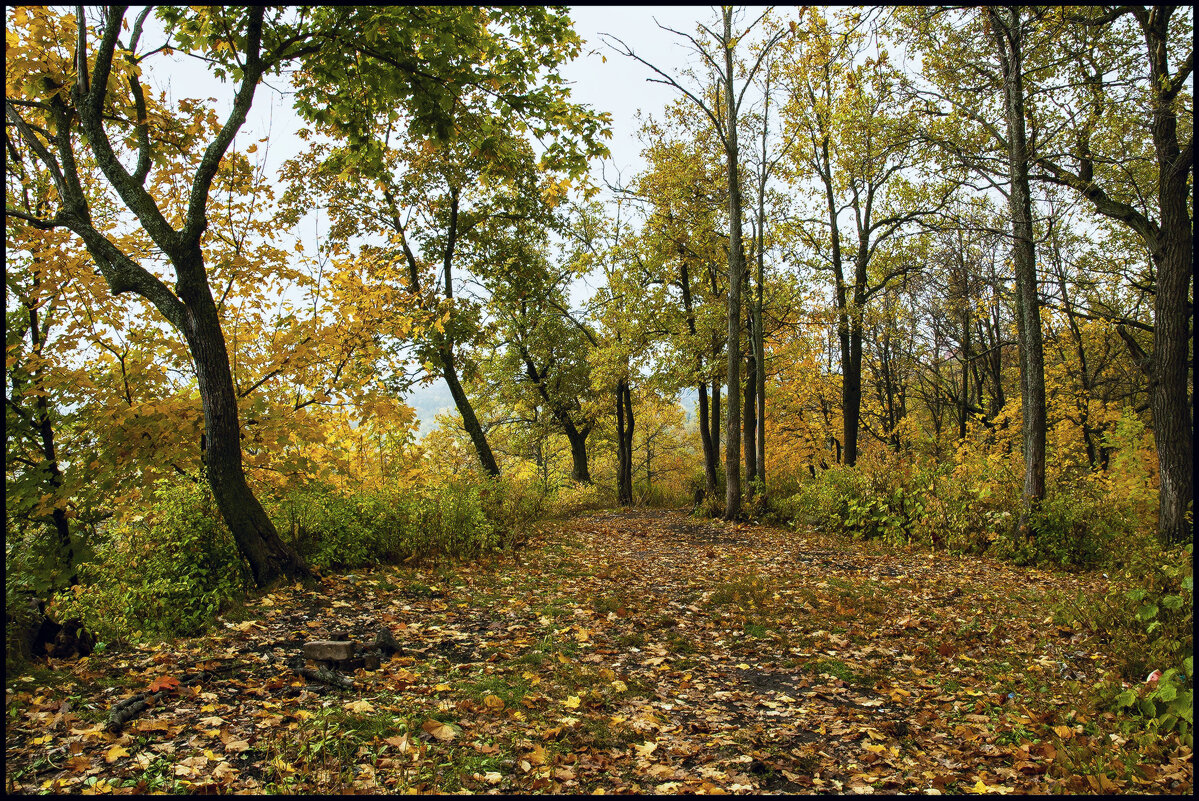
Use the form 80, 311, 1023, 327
147, 676, 181, 693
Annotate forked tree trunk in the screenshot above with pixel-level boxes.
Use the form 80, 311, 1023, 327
563, 420, 592, 484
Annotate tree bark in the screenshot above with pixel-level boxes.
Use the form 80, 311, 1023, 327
1142, 7, 1193, 546
681, 259, 719, 494
990, 7, 1047, 525
723, 7, 744, 520
754, 245, 766, 488
177, 256, 311, 587
563, 420, 592, 484
615, 379, 634, 505
24, 297, 76, 585
439, 345, 501, 478
710, 376, 722, 476
743, 275, 758, 490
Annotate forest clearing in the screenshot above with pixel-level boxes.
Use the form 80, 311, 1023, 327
5, 5, 1192, 795
6, 509, 1192, 795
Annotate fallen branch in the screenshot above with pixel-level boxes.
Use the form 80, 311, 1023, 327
105, 660, 240, 733
296, 664, 355, 689
106, 691, 164, 733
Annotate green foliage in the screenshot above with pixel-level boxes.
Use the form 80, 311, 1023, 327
1058, 544, 1192, 742
992, 480, 1122, 567
779, 460, 1139, 569
1111, 661, 1194, 747
1060, 544, 1193, 677
274, 478, 500, 571
52, 481, 252, 642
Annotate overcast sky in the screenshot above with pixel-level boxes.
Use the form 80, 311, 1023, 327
147, 6, 749, 432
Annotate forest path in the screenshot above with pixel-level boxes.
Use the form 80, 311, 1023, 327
5, 508, 1192, 794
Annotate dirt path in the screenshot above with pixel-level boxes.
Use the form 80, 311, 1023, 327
5, 509, 1193, 794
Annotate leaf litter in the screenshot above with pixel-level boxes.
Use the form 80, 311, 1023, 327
5, 509, 1192, 794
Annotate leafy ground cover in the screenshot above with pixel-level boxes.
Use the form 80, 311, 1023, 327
5, 509, 1192, 794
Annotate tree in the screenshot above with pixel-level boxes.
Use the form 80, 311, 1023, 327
1030, 5, 1193, 545
5, 7, 315, 586
636, 112, 730, 497
779, 8, 952, 468
897, 6, 1052, 528
606, 6, 787, 518
988, 6, 1048, 528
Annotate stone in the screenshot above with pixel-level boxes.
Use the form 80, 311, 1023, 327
363, 652, 381, 671
374, 627, 402, 656
303, 640, 355, 662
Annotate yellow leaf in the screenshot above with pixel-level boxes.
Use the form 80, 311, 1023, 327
562, 695, 581, 709
483, 694, 505, 711
633, 740, 658, 758
345, 699, 376, 714
528, 743, 549, 765
104, 744, 130, 763
421, 718, 457, 742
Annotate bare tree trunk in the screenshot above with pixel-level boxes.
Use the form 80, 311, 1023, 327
615, 379, 634, 505
24, 298, 76, 586
755, 252, 766, 488
1144, 10, 1194, 546
990, 7, 1046, 527
743, 273, 758, 490
723, 7, 744, 520
681, 258, 719, 494
563, 421, 592, 484
440, 347, 501, 478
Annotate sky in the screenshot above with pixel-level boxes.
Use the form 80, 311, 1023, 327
138, 7, 758, 433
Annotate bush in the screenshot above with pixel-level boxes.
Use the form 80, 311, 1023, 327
271, 475, 535, 572
991, 478, 1124, 567
53, 480, 251, 642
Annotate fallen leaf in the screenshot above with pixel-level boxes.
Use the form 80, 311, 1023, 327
104, 745, 130, 763
421, 719, 457, 742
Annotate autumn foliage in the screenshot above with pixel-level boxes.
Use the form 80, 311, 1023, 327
4, 5, 1193, 795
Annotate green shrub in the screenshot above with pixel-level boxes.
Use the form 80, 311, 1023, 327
53, 480, 251, 642
271, 477, 507, 571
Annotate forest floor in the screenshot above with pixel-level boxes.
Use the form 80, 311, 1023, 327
5, 508, 1194, 795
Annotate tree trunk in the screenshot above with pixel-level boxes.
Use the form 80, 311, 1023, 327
841, 324, 864, 467
178, 276, 310, 588
722, 7, 744, 520
1144, 9, 1193, 547
563, 421, 592, 484
990, 7, 1046, 525
710, 376, 722, 469
615, 379, 634, 505
743, 284, 758, 490
439, 345, 501, 478
754, 262, 766, 488
681, 258, 718, 494
26, 300, 77, 586
697, 382, 718, 494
